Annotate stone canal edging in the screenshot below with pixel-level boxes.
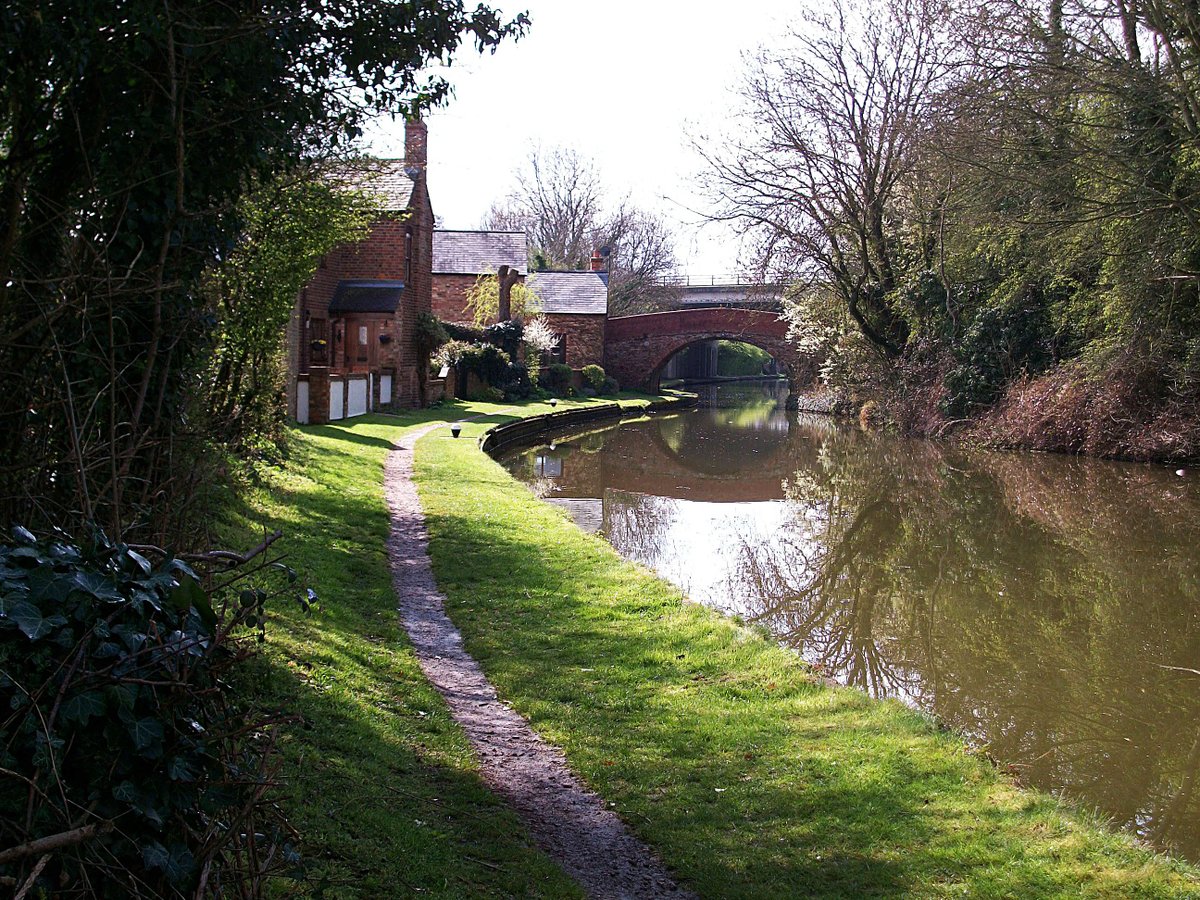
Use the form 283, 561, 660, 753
478, 393, 696, 456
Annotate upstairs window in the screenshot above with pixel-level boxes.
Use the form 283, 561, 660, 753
405, 228, 413, 283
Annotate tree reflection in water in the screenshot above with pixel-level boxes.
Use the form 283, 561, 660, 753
736, 423, 1200, 858
498, 385, 1200, 860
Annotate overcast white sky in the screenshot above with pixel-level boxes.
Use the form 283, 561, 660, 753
365, 0, 791, 276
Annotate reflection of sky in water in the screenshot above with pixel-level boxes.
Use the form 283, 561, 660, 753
603, 497, 799, 614
498, 380, 1200, 862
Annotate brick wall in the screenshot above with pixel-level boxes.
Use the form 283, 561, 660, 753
543, 314, 606, 369
432, 273, 477, 323
432, 271, 531, 326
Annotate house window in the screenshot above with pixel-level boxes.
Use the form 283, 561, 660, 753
405, 228, 413, 283
552, 334, 568, 365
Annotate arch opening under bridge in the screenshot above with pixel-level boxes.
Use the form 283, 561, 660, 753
603, 308, 816, 405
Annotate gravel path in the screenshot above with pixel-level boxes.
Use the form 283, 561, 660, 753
384, 420, 695, 900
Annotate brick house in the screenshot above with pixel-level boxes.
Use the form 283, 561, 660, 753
431, 233, 608, 368
287, 119, 434, 424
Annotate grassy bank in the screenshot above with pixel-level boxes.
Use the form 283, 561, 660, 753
217, 402, 587, 898
413, 412, 1200, 898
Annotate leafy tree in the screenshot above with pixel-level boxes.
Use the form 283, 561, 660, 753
464, 270, 543, 326
204, 174, 380, 452
0, 0, 527, 540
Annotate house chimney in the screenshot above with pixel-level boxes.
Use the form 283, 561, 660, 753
404, 117, 428, 173
590, 250, 606, 272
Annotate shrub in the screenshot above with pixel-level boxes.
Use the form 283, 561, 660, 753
483, 319, 524, 357
469, 385, 505, 402
435, 341, 513, 386
0, 526, 306, 896
541, 363, 573, 396
412, 311, 449, 357
581, 364, 606, 391
600, 376, 620, 396
443, 321, 485, 344
522, 317, 560, 384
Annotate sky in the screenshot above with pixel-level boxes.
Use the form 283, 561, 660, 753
365, 0, 792, 277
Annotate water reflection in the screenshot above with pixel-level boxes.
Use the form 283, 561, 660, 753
498, 381, 1200, 861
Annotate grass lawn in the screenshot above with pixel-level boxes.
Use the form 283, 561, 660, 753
413, 410, 1200, 898
217, 401, 598, 898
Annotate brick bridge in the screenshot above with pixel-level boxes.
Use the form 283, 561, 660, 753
603, 308, 816, 403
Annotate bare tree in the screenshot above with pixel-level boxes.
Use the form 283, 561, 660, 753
699, 0, 964, 358
597, 205, 682, 315
484, 145, 680, 313
484, 146, 605, 269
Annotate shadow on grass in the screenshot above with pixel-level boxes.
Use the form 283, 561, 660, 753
215, 417, 583, 899
411, 435, 1200, 899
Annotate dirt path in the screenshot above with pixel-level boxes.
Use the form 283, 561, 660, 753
385, 420, 695, 900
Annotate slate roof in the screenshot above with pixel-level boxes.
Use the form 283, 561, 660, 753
531, 271, 608, 315
433, 230, 527, 275
347, 159, 415, 212
328, 280, 406, 314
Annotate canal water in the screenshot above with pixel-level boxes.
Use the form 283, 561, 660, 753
497, 380, 1200, 861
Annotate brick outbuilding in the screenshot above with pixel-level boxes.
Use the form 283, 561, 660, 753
432, 230, 527, 324
532, 271, 608, 369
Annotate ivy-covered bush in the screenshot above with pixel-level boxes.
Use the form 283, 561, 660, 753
482, 319, 524, 358
412, 311, 449, 358
541, 363, 574, 396
581, 364, 606, 391
452, 343, 513, 386
0, 527, 304, 897
940, 286, 1057, 417
442, 321, 485, 344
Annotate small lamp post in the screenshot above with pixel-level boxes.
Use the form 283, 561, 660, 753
450, 423, 462, 438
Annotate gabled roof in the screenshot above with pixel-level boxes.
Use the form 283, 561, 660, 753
328, 280, 406, 314
346, 159, 415, 212
532, 271, 608, 315
433, 230, 527, 275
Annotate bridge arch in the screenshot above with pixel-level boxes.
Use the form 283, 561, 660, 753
603, 308, 816, 404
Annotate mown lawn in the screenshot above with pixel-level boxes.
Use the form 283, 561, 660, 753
413, 412, 1200, 899
217, 402, 587, 898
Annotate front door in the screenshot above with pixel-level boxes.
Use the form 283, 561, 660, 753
343, 317, 377, 372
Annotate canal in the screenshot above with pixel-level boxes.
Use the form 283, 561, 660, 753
497, 380, 1200, 862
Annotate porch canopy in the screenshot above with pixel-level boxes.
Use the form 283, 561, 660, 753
328, 280, 406, 314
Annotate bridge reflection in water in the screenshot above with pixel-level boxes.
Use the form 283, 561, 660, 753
498, 381, 1200, 863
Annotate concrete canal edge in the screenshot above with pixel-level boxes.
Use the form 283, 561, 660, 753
478, 393, 697, 456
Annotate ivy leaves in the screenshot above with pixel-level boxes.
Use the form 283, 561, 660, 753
0, 526, 297, 893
